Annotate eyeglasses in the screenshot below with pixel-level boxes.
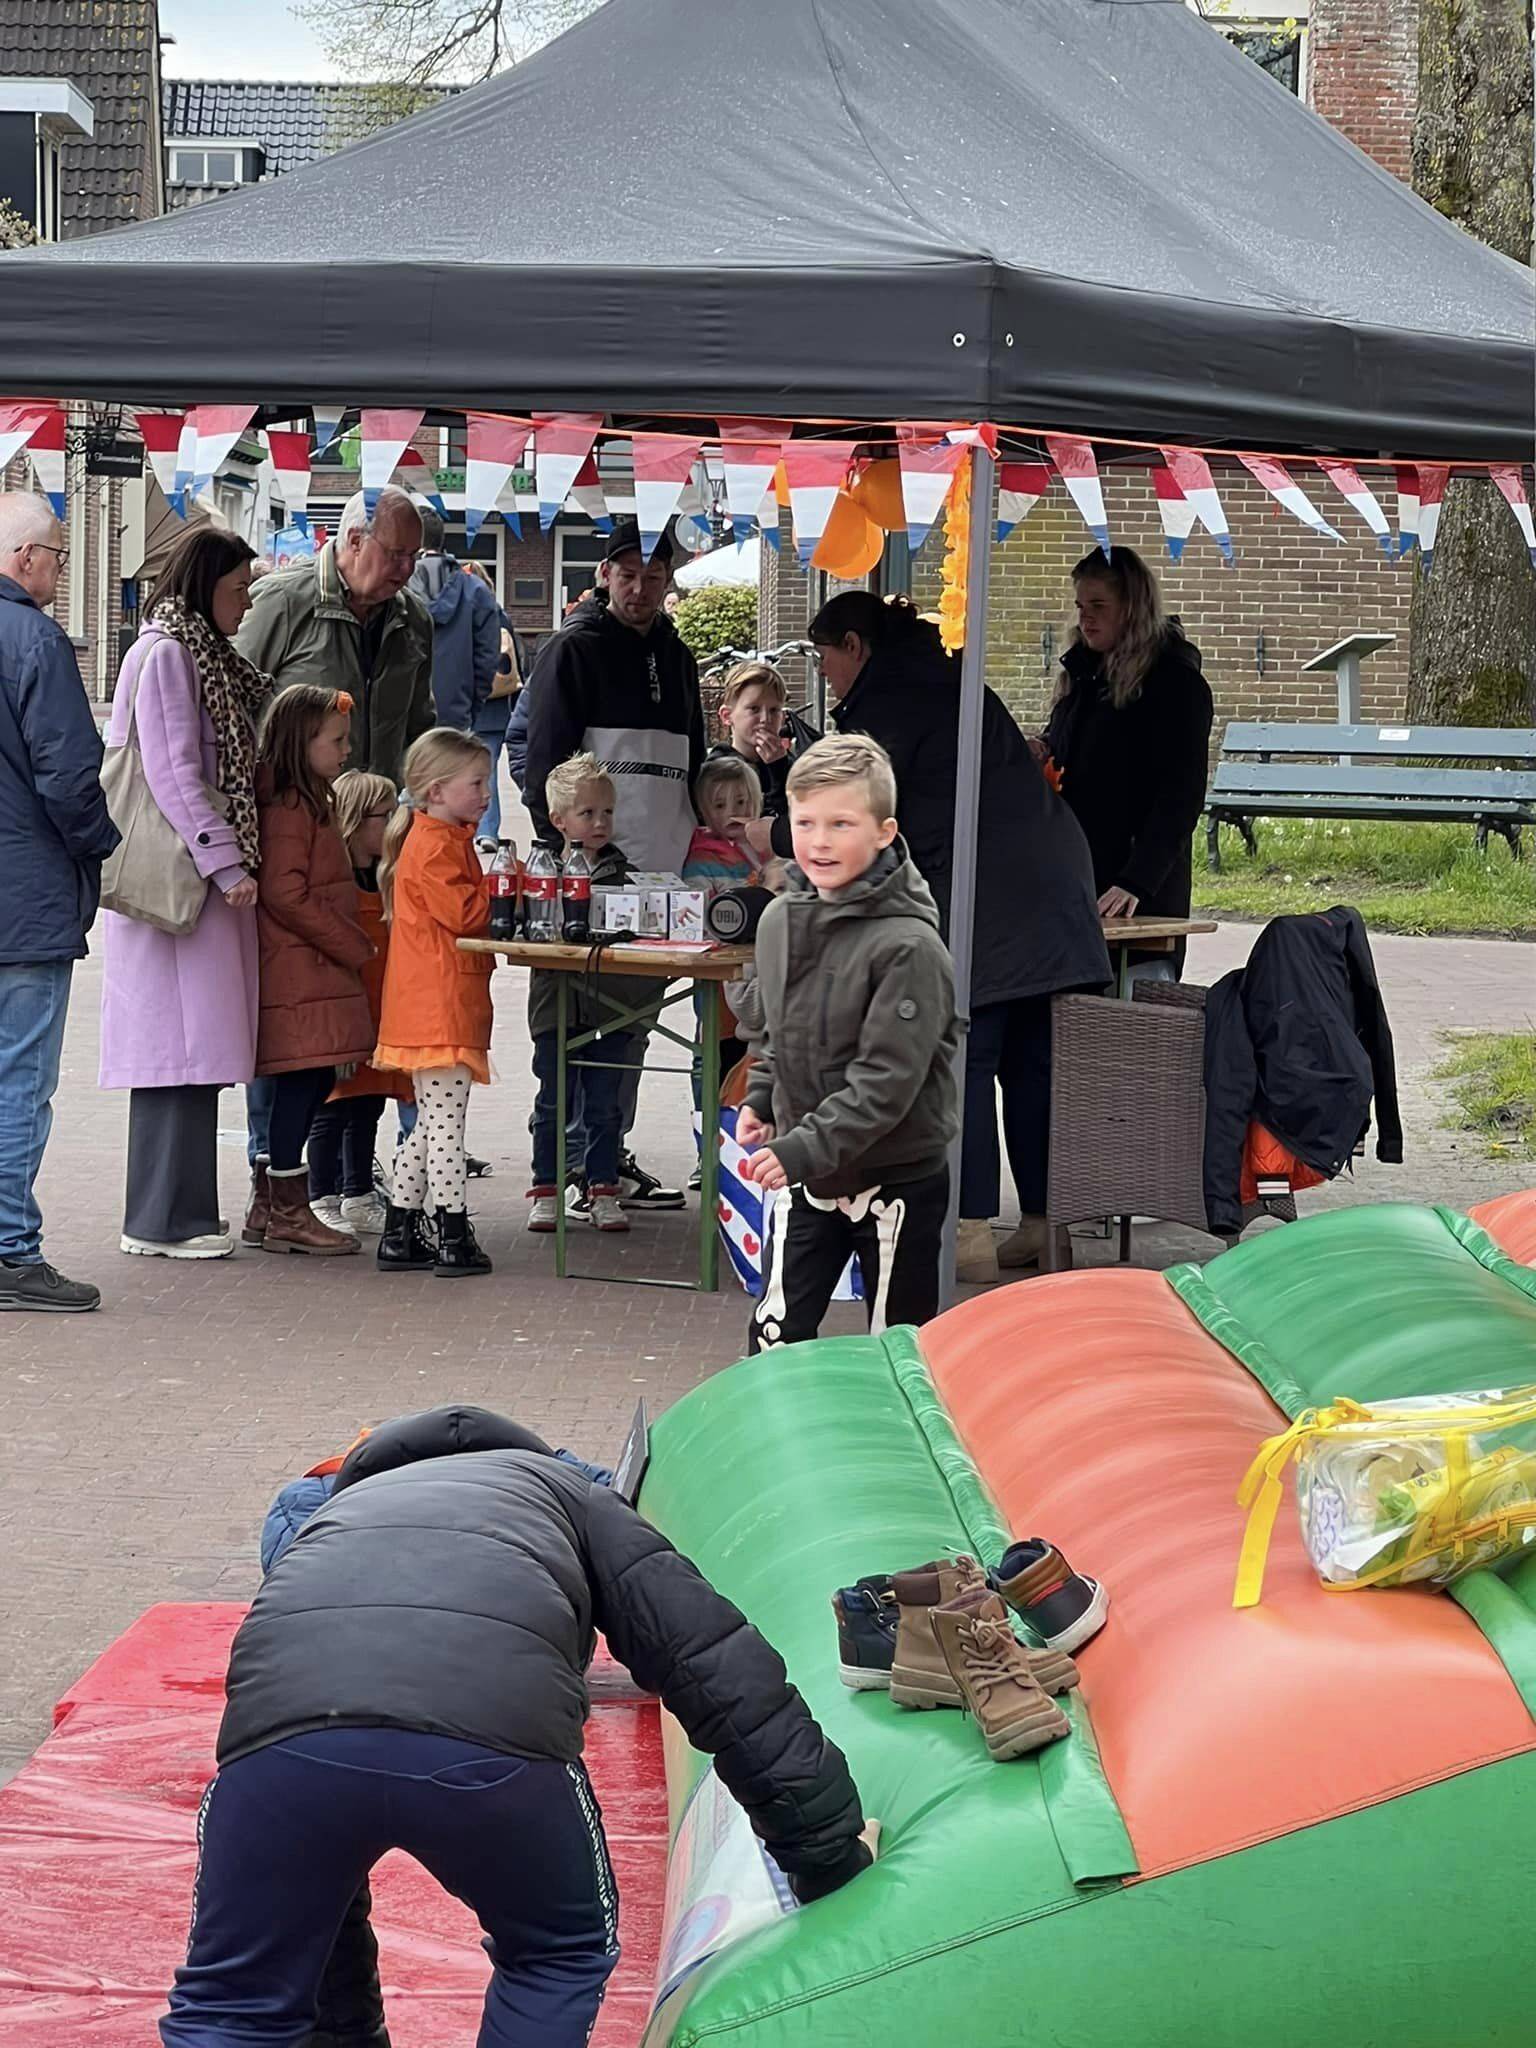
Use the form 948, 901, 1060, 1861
28, 541, 68, 567
366, 540, 421, 568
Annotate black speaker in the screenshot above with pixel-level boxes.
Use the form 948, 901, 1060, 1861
706, 885, 773, 944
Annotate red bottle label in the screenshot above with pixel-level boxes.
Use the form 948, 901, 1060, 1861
525, 873, 559, 903
562, 875, 592, 903
489, 871, 516, 900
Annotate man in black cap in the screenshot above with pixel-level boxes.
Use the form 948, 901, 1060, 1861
522, 518, 706, 1210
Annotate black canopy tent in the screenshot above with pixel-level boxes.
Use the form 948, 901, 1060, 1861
0, 0, 1530, 460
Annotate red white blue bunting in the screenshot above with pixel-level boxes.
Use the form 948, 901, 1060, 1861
1045, 436, 1109, 556
359, 408, 424, 516
533, 414, 601, 533
464, 413, 529, 544
1318, 459, 1392, 554
1152, 462, 1197, 561
26, 406, 66, 517
996, 461, 1050, 543
1158, 448, 1232, 561
1238, 454, 1343, 543
781, 440, 856, 565
1491, 465, 1536, 567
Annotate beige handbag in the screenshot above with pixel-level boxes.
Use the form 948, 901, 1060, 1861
99, 647, 227, 937
488, 625, 523, 701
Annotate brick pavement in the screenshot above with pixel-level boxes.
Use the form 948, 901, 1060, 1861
2, 903, 1531, 1777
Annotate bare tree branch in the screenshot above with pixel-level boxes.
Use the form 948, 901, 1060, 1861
296, 0, 602, 84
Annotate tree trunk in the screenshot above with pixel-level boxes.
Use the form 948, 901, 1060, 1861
1406, 0, 1535, 727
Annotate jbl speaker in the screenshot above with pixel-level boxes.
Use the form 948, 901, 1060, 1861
706, 885, 773, 944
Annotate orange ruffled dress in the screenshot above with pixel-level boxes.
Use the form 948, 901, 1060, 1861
373, 813, 495, 1085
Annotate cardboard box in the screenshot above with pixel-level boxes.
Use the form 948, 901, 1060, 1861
592, 886, 640, 934
668, 888, 707, 942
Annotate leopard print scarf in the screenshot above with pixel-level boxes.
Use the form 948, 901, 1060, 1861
150, 598, 272, 870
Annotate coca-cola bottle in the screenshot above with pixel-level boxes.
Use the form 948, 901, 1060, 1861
561, 845, 593, 941
522, 843, 562, 943
487, 839, 518, 942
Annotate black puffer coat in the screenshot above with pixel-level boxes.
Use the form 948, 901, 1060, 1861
217, 1440, 865, 1896
824, 641, 1110, 1008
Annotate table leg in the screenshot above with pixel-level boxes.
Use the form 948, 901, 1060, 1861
698, 979, 722, 1293
1115, 947, 1131, 1000
1119, 1214, 1133, 1264
555, 974, 569, 1281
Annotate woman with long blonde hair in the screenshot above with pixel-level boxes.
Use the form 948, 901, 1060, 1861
373, 727, 496, 1276
1043, 545, 1212, 958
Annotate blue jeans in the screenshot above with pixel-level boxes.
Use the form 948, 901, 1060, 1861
160, 1728, 620, 2048
532, 1029, 631, 1188
246, 1076, 274, 1167
0, 960, 73, 1262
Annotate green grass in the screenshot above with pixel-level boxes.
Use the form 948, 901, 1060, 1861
1436, 1033, 1536, 1159
1193, 819, 1536, 937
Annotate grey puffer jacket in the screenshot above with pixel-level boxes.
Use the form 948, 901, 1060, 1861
216, 1445, 867, 1899
741, 843, 960, 1196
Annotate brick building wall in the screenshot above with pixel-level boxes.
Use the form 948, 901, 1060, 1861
1306, 0, 1419, 179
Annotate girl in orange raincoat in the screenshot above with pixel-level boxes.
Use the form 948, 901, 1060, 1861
374, 729, 495, 1277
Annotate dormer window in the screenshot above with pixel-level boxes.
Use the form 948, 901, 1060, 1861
168, 142, 266, 187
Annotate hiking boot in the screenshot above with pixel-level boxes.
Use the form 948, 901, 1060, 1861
0, 1257, 100, 1313
955, 1217, 998, 1285
435, 1207, 492, 1277
528, 1186, 560, 1233
997, 1216, 1073, 1273
263, 1169, 359, 1256
588, 1186, 630, 1233
618, 1151, 685, 1211
310, 1193, 357, 1236
832, 1583, 899, 1691
942, 1584, 1080, 1695
931, 1595, 1072, 1761
377, 1204, 436, 1270
339, 1191, 388, 1236
994, 1538, 1108, 1654
120, 1232, 234, 1260
889, 1555, 988, 1707
242, 1155, 271, 1246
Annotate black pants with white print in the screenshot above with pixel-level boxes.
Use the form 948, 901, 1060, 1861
748, 1167, 949, 1354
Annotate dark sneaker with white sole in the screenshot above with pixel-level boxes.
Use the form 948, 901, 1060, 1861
832, 1583, 900, 1690
993, 1539, 1108, 1654
617, 1150, 685, 1210
0, 1257, 101, 1312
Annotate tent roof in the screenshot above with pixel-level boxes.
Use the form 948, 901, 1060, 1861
2, 0, 1530, 458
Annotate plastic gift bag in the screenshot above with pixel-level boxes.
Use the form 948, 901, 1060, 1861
1234, 1387, 1536, 1608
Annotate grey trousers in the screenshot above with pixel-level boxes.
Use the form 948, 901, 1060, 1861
124, 1084, 222, 1243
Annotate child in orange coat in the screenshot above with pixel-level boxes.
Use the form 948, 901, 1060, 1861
374, 728, 495, 1277
305, 770, 413, 1239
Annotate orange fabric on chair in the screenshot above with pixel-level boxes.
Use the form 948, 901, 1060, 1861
921, 1270, 1536, 1880
1239, 1120, 1327, 1205
1473, 1189, 1536, 1267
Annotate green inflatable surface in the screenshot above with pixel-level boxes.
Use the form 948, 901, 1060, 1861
636, 1232, 1536, 2047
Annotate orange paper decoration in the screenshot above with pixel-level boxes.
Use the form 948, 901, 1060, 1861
938, 452, 972, 653
848, 458, 908, 533
810, 490, 884, 578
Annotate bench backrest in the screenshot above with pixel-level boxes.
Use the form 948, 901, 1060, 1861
1209, 760, 1536, 802
1220, 721, 1536, 763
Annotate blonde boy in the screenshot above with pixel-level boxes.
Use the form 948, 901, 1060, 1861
737, 734, 959, 1351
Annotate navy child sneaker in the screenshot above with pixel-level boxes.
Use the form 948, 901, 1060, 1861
992, 1539, 1108, 1654
831, 1582, 899, 1690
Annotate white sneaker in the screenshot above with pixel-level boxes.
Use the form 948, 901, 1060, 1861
587, 1187, 631, 1234
120, 1232, 234, 1260
528, 1191, 560, 1233
339, 1192, 388, 1236
310, 1194, 357, 1235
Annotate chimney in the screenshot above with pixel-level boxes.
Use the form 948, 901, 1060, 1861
1306, 0, 1420, 185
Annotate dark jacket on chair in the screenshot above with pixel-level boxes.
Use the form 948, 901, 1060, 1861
1202, 905, 1402, 1235
218, 1437, 866, 1901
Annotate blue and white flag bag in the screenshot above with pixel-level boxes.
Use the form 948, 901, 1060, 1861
695, 1104, 862, 1302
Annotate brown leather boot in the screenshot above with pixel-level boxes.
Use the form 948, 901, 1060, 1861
889, 1556, 987, 1707
242, 1156, 271, 1246
931, 1594, 1072, 1760
262, 1168, 360, 1256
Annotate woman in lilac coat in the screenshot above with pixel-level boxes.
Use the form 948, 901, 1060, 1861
100, 529, 269, 1258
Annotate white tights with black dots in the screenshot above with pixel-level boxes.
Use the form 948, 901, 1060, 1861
393, 1066, 473, 1213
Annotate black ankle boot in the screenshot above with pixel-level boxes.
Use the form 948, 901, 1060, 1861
434, 1207, 492, 1277
377, 1204, 436, 1270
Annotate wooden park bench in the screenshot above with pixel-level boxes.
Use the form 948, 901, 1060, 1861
1205, 720, 1536, 870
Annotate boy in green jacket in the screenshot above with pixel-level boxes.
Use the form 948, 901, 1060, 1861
737, 734, 960, 1352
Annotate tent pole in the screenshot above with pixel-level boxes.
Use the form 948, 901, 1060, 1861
940, 447, 995, 1308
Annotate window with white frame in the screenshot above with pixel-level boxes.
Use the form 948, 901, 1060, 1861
554, 528, 607, 627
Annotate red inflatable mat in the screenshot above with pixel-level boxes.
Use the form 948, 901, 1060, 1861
2, 1605, 668, 2046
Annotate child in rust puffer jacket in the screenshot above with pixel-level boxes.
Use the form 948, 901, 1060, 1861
250, 685, 374, 1258
375, 727, 495, 1279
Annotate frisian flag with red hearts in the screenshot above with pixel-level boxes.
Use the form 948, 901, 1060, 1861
700, 1104, 861, 1301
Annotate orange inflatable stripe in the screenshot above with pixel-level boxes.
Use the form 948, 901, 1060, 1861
922, 1270, 1536, 1881
1473, 1191, 1536, 1268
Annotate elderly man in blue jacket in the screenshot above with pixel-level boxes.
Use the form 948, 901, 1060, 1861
0, 493, 119, 1313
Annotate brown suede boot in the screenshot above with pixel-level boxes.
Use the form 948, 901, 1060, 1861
262, 1168, 360, 1256
941, 1584, 1080, 1695
931, 1594, 1073, 1760
242, 1156, 271, 1247
889, 1556, 987, 1707
996, 1216, 1073, 1273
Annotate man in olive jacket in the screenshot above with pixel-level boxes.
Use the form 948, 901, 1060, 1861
236, 488, 433, 785
160, 1417, 869, 2048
